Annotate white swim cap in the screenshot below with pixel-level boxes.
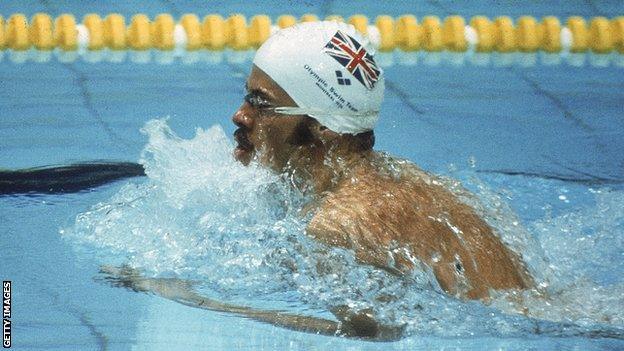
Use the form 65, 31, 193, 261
253, 21, 385, 135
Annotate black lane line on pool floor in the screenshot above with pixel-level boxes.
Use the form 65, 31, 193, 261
477, 168, 624, 185
45, 285, 110, 351
62, 63, 135, 150
513, 70, 596, 133
511, 68, 611, 159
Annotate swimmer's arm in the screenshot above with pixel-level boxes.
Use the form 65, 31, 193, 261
99, 265, 403, 340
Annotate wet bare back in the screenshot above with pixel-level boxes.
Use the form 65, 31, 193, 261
307, 159, 532, 300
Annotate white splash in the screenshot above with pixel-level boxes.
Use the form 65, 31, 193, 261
65, 118, 624, 339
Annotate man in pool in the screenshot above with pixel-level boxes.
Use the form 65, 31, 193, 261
99, 21, 533, 340
232, 21, 532, 300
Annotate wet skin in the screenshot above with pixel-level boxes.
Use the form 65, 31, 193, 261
232, 66, 532, 300
232, 66, 311, 169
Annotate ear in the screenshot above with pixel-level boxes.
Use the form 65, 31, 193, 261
308, 118, 340, 143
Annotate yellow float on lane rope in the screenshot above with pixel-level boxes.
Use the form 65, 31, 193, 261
83, 14, 104, 50
181, 14, 202, 50
348, 15, 368, 36
0, 16, 5, 49
470, 16, 494, 52
104, 14, 126, 50
7, 14, 30, 50
300, 14, 318, 23
421, 16, 443, 52
226, 14, 249, 50
395, 15, 420, 51
277, 15, 296, 29
589, 17, 613, 53
152, 14, 175, 50
613, 16, 624, 53
30, 13, 54, 50
202, 15, 225, 50
127, 14, 151, 50
442, 15, 467, 52
376, 15, 395, 52
54, 14, 77, 51
541, 16, 561, 52
249, 15, 271, 49
493, 16, 516, 52
516, 16, 541, 52
567, 16, 588, 52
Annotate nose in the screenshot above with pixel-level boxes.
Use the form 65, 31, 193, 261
232, 103, 254, 129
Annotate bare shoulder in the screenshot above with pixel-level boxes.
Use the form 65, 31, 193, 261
308, 160, 463, 238
306, 163, 433, 270
306, 158, 532, 299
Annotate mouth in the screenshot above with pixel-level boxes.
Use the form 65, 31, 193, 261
233, 127, 253, 162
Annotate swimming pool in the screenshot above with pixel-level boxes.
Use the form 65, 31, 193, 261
1, 1, 624, 350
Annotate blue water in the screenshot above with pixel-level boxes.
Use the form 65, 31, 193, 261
1, 1, 624, 350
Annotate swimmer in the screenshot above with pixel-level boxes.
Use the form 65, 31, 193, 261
101, 22, 533, 339
232, 21, 532, 300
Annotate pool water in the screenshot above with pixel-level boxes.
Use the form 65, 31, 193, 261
1, 1, 624, 350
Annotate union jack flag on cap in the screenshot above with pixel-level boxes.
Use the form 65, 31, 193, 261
323, 30, 381, 90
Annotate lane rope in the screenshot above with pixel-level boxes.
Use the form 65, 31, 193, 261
2, 13, 623, 53
1, 13, 623, 67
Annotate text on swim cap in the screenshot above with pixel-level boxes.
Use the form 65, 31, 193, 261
303, 64, 358, 113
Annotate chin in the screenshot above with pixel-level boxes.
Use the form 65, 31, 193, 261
234, 146, 253, 166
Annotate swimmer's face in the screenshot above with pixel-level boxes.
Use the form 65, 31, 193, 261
232, 65, 313, 170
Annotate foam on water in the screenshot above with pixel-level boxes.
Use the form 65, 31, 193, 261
64, 118, 624, 338
514, 189, 624, 326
